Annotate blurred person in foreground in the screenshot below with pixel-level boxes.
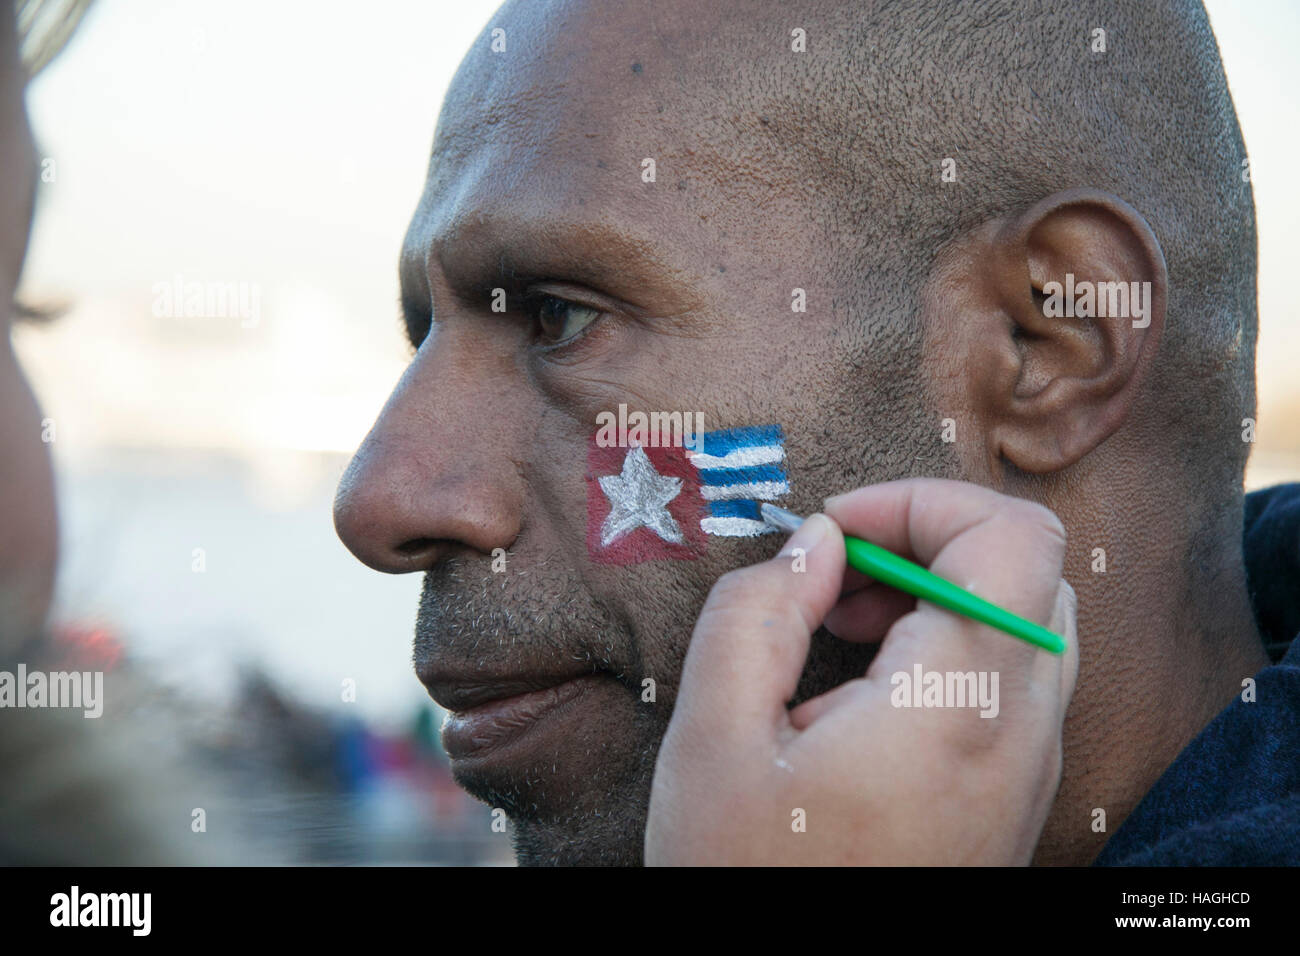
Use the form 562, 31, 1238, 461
0, 1, 482, 869
0, 0, 247, 865
335, 0, 1300, 865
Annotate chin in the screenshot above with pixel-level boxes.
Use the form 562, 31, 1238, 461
447, 692, 663, 866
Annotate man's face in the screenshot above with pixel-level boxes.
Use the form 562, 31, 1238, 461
335, 0, 934, 863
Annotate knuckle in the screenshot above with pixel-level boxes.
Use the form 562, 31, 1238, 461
937, 705, 1004, 755
1058, 578, 1078, 612
706, 567, 759, 609
695, 566, 794, 636
1009, 499, 1067, 543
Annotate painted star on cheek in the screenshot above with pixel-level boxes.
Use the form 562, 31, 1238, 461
598, 445, 685, 547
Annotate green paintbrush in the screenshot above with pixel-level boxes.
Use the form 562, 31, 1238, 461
759, 502, 1066, 654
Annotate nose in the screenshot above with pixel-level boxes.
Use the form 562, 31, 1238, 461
333, 344, 524, 573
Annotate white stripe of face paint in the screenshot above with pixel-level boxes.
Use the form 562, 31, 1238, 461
700, 517, 779, 536
699, 481, 790, 502
686, 445, 786, 470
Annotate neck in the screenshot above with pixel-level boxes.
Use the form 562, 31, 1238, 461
1030, 534, 1270, 866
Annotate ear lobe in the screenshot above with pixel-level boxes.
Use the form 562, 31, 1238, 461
983, 188, 1168, 474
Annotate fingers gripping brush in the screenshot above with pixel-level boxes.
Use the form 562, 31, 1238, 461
759, 503, 1067, 654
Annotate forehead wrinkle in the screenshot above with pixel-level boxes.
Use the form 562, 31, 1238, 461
413, 88, 809, 307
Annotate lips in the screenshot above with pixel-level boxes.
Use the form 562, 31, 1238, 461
421, 668, 608, 760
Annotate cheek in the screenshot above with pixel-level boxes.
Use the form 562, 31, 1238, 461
0, 340, 58, 644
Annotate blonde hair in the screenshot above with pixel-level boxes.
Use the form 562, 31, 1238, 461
15, 0, 92, 78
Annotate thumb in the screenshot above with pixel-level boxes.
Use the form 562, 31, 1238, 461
672, 513, 846, 748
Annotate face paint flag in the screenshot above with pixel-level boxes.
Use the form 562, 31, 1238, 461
586, 424, 788, 564
687, 425, 788, 537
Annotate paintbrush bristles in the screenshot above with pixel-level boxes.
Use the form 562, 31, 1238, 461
759, 502, 805, 534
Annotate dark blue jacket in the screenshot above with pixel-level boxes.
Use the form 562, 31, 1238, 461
1094, 482, 1300, 865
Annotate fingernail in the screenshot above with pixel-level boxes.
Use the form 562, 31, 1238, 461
778, 512, 831, 557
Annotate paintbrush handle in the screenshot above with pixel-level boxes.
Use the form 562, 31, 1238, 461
843, 535, 1067, 654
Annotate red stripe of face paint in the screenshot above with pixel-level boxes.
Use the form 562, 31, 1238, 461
586, 437, 706, 565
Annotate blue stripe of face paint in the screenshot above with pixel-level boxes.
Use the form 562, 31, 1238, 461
698, 424, 785, 457
697, 464, 787, 487
707, 499, 764, 519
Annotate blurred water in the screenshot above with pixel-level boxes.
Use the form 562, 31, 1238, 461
34, 446, 518, 864
50, 446, 429, 729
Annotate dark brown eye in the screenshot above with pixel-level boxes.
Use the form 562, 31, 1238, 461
530, 294, 601, 344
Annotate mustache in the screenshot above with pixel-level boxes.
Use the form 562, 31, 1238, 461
412, 552, 637, 680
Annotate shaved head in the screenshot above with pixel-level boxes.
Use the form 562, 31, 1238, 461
337, 0, 1265, 864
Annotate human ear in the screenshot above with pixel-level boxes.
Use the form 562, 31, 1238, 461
970, 188, 1168, 474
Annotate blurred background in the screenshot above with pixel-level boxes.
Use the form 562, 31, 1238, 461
14, 0, 513, 865
10, 0, 1300, 863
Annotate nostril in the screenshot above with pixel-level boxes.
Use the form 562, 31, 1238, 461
395, 537, 439, 557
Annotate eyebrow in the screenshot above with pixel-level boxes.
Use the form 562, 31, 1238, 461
397, 213, 699, 348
